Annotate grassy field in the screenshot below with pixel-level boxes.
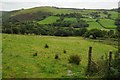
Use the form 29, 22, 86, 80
11, 7, 75, 16
87, 22, 105, 30
38, 16, 60, 24
81, 18, 96, 22
2, 34, 117, 78
99, 13, 107, 18
64, 18, 77, 22
99, 19, 117, 29
108, 11, 118, 19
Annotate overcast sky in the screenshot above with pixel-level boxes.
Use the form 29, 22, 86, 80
1, 0, 120, 11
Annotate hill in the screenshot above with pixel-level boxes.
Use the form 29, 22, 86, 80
2, 6, 119, 37
2, 6, 118, 22
2, 6, 76, 22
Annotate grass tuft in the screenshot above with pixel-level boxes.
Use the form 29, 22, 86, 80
69, 54, 81, 65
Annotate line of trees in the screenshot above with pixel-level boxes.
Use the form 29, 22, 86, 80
2, 20, 118, 39
52, 19, 89, 28
55, 13, 83, 18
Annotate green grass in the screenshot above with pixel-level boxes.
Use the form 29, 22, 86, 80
99, 19, 117, 29
81, 18, 96, 22
11, 6, 75, 16
99, 12, 108, 18
64, 18, 77, 22
9, 6, 119, 21
87, 22, 105, 30
108, 11, 118, 19
80, 10, 96, 14
38, 16, 60, 24
2, 34, 117, 78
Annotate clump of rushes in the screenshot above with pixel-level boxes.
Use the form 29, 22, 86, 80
63, 50, 66, 53
44, 44, 49, 48
33, 52, 37, 56
55, 54, 59, 59
69, 54, 81, 65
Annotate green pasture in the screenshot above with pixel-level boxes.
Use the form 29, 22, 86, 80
64, 18, 77, 22
38, 16, 60, 24
87, 22, 105, 30
2, 34, 117, 78
99, 19, 117, 29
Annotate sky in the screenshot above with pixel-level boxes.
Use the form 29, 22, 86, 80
0, 0, 120, 11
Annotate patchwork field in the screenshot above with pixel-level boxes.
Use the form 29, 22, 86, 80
38, 16, 60, 24
87, 22, 105, 30
81, 18, 96, 22
7, 6, 118, 31
2, 34, 117, 78
99, 19, 117, 29
108, 11, 118, 19
64, 18, 77, 22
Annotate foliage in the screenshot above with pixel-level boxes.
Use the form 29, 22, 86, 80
90, 12, 100, 18
55, 13, 83, 18
2, 7, 118, 39
84, 29, 107, 39
103, 11, 108, 15
69, 54, 81, 65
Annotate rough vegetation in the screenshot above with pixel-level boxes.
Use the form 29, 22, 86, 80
2, 34, 117, 78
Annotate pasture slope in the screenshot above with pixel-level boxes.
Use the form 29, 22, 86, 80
2, 34, 117, 78
38, 16, 60, 24
3, 6, 118, 30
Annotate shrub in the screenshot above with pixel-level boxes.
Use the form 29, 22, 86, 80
69, 54, 81, 65
44, 44, 49, 48
84, 29, 106, 39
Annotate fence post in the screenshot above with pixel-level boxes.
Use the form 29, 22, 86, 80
87, 46, 92, 74
108, 51, 112, 72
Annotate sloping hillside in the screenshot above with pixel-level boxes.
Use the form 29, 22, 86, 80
2, 6, 77, 22
2, 6, 118, 35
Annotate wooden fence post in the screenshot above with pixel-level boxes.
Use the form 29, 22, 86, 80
108, 51, 112, 72
87, 46, 92, 74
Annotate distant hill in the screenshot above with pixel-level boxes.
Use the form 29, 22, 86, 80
2, 6, 119, 36
2, 6, 118, 22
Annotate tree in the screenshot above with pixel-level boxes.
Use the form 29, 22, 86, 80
103, 11, 108, 15
74, 28, 87, 36
108, 14, 111, 19
90, 12, 100, 18
108, 30, 114, 37
54, 28, 69, 36
84, 29, 106, 39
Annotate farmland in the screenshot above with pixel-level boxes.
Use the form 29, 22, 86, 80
99, 19, 117, 29
2, 34, 117, 78
87, 22, 105, 30
38, 16, 60, 24
63, 18, 77, 22
2, 6, 119, 33
2, 6, 120, 78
